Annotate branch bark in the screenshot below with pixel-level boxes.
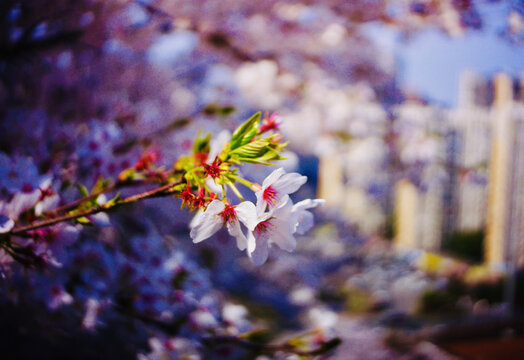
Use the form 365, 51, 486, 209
9, 179, 183, 235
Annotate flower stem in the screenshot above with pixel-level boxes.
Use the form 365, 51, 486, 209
227, 182, 244, 201
230, 175, 253, 188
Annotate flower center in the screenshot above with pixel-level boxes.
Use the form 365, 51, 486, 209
220, 204, 237, 225
254, 220, 272, 237
204, 161, 223, 179
263, 186, 278, 206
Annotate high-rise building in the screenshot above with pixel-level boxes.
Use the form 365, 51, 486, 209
449, 71, 491, 233
485, 73, 524, 268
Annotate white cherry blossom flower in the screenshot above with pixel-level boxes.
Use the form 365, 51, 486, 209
255, 167, 307, 215
189, 200, 257, 250
247, 198, 297, 265
292, 198, 325, 235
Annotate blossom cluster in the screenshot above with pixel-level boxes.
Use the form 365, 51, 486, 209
190, 167, 323, 265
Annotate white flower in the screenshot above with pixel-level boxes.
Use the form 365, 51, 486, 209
208, 130, 230, 163
189, 200, 257, 250
255, 167, 307, 215
291, 198, 324, 235
247, 198, 297, 265
0, 213, 14, 234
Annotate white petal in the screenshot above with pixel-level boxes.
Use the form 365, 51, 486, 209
189, 209, 204, 229
227, 220, 247, 251
189, 200, 225, 243
295, 210, 314, 235
234, 201, 258, 230
248, 232, 269, 266
272, 197, 294, 221
0, 215, 14, 234
273, 172, 307, 195
293, 198, 325, 211
208, 130, 230, 161
6, 190, 40, 219
269, 220, 296, 252
262, 167, 285, 189
205, 178, 222, 197
246, 230, 257, 254
255, 190, 266, 215
89, 212, 110, 227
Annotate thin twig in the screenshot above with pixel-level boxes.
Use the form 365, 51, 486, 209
9, 179, 183, 235
47, 178, 154, 216
202, 335, 341, 356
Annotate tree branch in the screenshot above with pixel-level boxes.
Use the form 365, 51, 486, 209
202, 335, 342, 357
9, 179, 184, 235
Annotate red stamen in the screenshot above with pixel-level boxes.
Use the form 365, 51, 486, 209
220, 204, 237, 225
195, 152, 208, 165
134, 150, 159, 171
260, 112, 280, 133
254, 220, 272, 237
180, 185, 194, 206
204, 160, 223, 179
193, 187, 208, 209
263, 186, 278, 206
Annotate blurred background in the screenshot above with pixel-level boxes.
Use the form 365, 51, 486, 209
1, 0, 524, 359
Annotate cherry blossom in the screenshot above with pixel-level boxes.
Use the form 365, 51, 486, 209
292, 198, 325, 235
247, 198, 298, 265
254, 168, 307, 215
189, 200, 258, 250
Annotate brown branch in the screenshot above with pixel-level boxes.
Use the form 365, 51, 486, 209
202, 335, 341, 357
47, 178, 153, 216
9, 179, 184, 236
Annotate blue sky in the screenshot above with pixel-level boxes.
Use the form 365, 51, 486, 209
364, 2, 524, 107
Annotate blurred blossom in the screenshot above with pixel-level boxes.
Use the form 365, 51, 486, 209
289, 286, 316, 306
307, 306, 338, 330
0, 214, 14, 234
147, 31, 199, 66
47, 285, 74, 310
234, 60, 283, 109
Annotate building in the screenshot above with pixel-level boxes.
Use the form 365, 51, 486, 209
485, 73, 524, 269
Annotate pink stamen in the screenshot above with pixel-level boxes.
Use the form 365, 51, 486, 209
263, 186, 278, 206
192, 187, 208, 209
220, 204, 237, 225
260, 112, 280, 133
254, 220, 272, 237
204, 160, 223, 179
180, 185, 194, 206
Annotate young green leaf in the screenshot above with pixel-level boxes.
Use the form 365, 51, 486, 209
229, 112, 261, 150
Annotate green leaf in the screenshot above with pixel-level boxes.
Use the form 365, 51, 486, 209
203, 104, 236, 116
315, 337, 342, 354
117, 168, 146, 183
239, 329, 272, 345
92, 176, 111, 194
229, 112, 260, 150
230, 138, 269, 158
77, 184, 89, 197
74, 216, 92, 225
101, 193, 121, 208
192, 132, 211, 154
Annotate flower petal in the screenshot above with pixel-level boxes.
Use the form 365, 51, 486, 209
269, 220, 296, 252
0, 214, 14, 234
227, 220, 247, 251
273, 172, 307, 195
248, 232, 269, 266
208, 130, 231, 161
293, 198, 325, 211
261, 167, 285, 189
294, 210, 314, 235
234, 201, 258, 230
255, 190, 266, 215
190, 200, 225, 243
